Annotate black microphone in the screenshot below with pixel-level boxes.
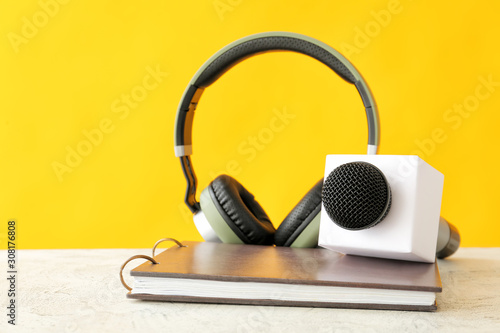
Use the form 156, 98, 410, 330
322, 161, 460, 258
436, 217, 461, 259
322, 162, 392, 230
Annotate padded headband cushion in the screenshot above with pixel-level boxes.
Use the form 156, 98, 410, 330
194, 36, 356, 88
209, 175, 276, 245
275, 179, 323, 246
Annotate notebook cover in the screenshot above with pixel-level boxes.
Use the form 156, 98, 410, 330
127, 293, 437, 311
127, 241, 441, 311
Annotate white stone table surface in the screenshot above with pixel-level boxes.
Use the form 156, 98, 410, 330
1, 248, 499, 333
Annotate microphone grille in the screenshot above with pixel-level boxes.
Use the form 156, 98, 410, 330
322, 162, 392, 230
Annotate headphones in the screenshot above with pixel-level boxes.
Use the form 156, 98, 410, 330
174, 32, 380, 248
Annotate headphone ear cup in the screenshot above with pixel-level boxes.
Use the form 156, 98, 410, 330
203, 174, 276, 245
275, 179, 323, 247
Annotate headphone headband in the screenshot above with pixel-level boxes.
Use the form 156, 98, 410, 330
174, 32, 380, 212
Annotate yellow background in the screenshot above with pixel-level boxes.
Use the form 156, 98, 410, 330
1, 0, 499, 249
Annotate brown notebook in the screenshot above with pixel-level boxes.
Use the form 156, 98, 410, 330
126, 241, 442, 311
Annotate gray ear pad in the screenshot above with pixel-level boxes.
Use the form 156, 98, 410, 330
274, 179, 323, 247
208, 175, 276, 245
